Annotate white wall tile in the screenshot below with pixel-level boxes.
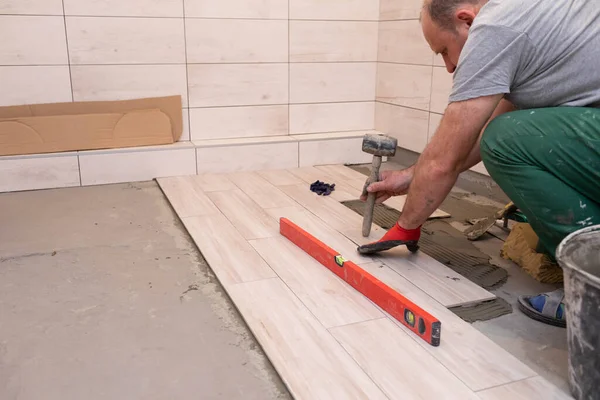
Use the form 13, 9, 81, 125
431, 67, 453, 114
0, 16, 67, 65
470, 162, 489, 176
380, 0, 422, 20
79, 145, 196, 185
190, 105, 288, 140
181, 108, 190, 141
428, 112, 443, 142
64, 0, 184, 17
0, 0, 63, 15
196, 142, 299, 173
290, 63, 376, 104
290, 0, 379, 20
290, 102, 374, 134
188, 64, 288, 107
185, 0, 288, 19
290, 21, 377, 62
0, 153, 80, 193
186, 19, 287, 63
434, 53, 445, 67
375, 102, 429, 153
0, 66, 72, 107
66, 17, 185, 64
298, 137, 373, 167
377, 63, 432, 111
378, 20, 433, 65
71, 65, 188, 106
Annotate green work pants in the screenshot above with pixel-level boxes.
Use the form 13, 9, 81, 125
480, 106, 600, 259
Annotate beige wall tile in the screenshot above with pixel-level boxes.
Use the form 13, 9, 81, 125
0, 153, 80, 193
66, 17, 185, 64
188, 64, 288, 107
434, 53, 445, 67
290, 63, 376, 104
0, 16, 67, 65
71, 64, 188, 106
375, 102, 429, 153
290, 0, 379, 20
196, 142, 299, 173
377, 63, 432, 111
64, 0, 183, 17
428, 112, 443, 142
0, 0, 63, 15
181, 109, 190, 141
290, 21, 377, 62
430, 67, 453, 113
186, 19, 287, 63
185, 0, 287, 19
378, 20, 433, 65
79, 145, 196, 185
190, 105, 288, 140
470, 162, 489, 176
0, 66, 72, 107
298, 137, 373, 167
290, 102, 374, 134
380, 0, 422, 20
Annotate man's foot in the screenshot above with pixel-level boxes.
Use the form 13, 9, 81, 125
517, 288, 566, 328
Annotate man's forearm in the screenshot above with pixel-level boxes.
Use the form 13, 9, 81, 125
397, 95, 502, 229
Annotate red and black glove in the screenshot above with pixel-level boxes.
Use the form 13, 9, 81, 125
357, 223, 421, 255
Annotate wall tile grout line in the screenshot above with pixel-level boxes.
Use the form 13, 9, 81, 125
427, 63, 435, 142
61, 0, 74, 102
1, 61, 381, 67
0, 14, 380, 22
181, 0, 194, 146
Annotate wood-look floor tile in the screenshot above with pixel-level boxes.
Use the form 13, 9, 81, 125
181, 214, 276, 286
249, 237, 383, 328
227, 278, 389, 400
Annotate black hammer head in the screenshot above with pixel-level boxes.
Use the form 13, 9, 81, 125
362, 133, 398, 157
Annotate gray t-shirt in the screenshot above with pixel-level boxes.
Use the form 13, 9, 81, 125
449, 0, 600, 109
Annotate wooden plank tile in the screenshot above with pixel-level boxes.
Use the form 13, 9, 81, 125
266, 206, 376, 264
226, 278, 388, 400
157, 176, 220, 218
249, 237, 383, 328
227, 172, 298, 209
476, 376, 572, 400
207, 189, 279, 240
258, 169, 304, 186
366, 241, 496, 307
278, 184, 365, 232
330, 318, 479, 399
181, 214, 277, 286
358, 262, 537, 391
287, 166, 360, 202
193, 173, 237, 192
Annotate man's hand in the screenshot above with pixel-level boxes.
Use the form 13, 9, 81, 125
357, 222, 421, 255
360, 166, 415, 203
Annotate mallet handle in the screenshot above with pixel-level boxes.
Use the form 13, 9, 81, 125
362, 156, 382, 237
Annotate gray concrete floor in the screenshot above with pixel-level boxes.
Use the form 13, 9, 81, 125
0, 168, 570, 398
0, 182, 291, 400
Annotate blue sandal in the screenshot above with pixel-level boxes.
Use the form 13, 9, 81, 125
517, 289, 566, 328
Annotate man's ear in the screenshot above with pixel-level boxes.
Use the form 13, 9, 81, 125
455, 9, 476, 27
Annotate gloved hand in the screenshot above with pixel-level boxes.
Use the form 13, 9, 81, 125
357, 222, 421, 255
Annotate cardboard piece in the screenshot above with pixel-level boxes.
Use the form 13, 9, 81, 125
0, 96, 183, 156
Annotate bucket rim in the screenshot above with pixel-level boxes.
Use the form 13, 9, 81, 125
556, 224, 600, 286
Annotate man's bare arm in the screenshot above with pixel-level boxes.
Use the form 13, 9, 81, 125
459, 98, 516, 171
398, 94, 503, 229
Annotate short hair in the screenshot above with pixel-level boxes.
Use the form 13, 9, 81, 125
424, 0, 482, 31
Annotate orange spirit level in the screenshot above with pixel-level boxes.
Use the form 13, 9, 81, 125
280, 217, 441, 347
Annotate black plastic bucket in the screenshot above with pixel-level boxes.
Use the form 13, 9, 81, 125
556, 225, 600, 400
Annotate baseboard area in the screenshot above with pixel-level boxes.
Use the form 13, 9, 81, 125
0, 130, 382, 193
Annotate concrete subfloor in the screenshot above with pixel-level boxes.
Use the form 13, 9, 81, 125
0, 166, 570, 398
0, 182, 291, 400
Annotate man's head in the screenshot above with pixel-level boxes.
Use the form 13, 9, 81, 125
421, 0, 486, 73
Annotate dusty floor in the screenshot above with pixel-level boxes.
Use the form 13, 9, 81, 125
0, 182, 291, 400
0, 165, 570, 398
